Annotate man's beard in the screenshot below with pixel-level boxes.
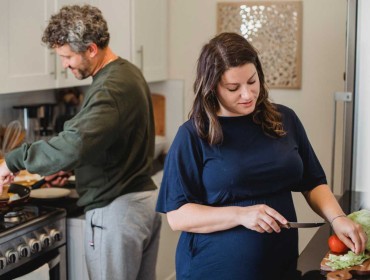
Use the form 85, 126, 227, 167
70, 55, 91, 80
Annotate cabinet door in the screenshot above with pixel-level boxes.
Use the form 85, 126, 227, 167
97, 0, 131, 61
0, 0, 56, 94
132, 0, 168, 82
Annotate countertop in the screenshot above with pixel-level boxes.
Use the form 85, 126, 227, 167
297, 223, 332, 279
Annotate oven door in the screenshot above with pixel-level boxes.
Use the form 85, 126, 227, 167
1, 245, 66, 280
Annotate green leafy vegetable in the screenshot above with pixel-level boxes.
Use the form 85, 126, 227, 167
348, 209, 370, 251
325, 251, 370, 270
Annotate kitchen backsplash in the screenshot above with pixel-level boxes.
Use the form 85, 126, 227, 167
0, 89, 57, 126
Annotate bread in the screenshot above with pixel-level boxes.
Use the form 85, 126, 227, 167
0, 186, 10, 201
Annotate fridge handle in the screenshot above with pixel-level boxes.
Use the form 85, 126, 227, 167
331, 91, 353, 193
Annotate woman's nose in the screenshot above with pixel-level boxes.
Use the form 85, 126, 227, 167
241, 86, 252, 99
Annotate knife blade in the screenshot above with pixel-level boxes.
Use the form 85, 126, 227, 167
279, 222, 326, 229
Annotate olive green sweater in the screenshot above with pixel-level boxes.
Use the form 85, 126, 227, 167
6, 58, 156, 211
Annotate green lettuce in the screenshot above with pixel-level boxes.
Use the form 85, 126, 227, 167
348, 209, 370, 251
325, 251, 370, 270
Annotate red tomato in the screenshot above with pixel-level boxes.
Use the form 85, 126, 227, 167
328, 234, 349, 254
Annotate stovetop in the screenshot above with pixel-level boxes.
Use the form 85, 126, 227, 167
0, 204, 66, 277
0, 205, 65, 235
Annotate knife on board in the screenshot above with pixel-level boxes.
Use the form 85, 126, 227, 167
278, 222, 326, 229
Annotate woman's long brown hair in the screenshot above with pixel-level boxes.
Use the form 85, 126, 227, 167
189, 32, 286, 145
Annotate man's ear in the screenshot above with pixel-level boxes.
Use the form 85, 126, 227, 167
87, 43, 99, 58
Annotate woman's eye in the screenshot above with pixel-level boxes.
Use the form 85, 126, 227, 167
227, 87, 238, 92
248, 80, 256, 85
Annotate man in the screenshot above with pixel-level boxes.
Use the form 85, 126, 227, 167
0, 5, 161, 280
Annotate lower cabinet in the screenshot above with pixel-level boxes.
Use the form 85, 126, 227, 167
67, 216, 89, 280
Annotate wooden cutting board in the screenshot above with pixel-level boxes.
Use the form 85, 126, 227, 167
321, 251, 370, 280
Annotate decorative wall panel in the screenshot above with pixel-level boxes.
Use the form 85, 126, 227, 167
217, 1, 302, 89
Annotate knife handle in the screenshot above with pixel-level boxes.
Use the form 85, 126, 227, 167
277, 221, 291, 229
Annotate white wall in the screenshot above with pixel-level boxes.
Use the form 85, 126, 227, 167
168, 0, 347, 252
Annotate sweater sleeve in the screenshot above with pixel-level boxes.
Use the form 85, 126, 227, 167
6, 87, 120, 176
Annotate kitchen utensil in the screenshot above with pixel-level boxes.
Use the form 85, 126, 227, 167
0, 178, 46, 208
279, 221, 326, 229
2, 120, 24, 154
321, 251, 370, 280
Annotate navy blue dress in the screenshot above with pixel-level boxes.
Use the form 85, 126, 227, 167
156, 105, 327, 280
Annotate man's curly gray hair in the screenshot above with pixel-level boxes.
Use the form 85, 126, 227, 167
42, 4, 110, 53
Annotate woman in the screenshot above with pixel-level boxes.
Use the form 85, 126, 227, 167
156, 32, 367, 279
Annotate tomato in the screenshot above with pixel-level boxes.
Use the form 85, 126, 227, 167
328, 234, 349, 254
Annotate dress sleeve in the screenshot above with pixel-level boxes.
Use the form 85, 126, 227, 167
290, 109, 328, 192
156, 123, 205, 213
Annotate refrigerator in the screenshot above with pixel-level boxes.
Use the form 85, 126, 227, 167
339, 0, 370, 213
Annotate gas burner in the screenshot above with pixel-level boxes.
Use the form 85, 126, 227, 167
3, 209, 26, 223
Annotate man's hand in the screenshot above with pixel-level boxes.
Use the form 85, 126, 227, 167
0, 160, 15, 195
44, 171, 72, 187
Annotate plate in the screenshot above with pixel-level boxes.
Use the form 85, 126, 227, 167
30, 188, 71, 199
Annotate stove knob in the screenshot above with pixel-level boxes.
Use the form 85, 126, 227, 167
17, 244, 31, 258
29, 239, 42, 253
5, 250, 19, 264
50, 229, 62, 242
0, 256, 7, 270
40, 234, 52, 248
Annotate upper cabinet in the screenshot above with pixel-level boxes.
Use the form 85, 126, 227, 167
0, 0, 56, 94
100, 0, 168, 83
131, 0, 168, 82
0, 0, 167, 95
0, 0, 92, 95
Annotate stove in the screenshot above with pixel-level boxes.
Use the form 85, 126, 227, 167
0, 205, 67, 279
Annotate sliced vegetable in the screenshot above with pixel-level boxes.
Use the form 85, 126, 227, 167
348, 209, 370, 251
325, 251, 370, 270
328, 234, 349, 254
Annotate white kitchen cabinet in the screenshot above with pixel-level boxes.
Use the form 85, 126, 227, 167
67, 216, 89, 280
131, 0, 168, 82
0, 0, 92, 95
0, 0, 56, 94
0, 0, 167, 95
98, 0, 168, 83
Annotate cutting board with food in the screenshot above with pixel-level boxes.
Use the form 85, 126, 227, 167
321, 252, 370, 279
320, 209, 370, 280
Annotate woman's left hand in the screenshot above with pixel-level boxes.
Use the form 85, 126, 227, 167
331, 215, 367, 254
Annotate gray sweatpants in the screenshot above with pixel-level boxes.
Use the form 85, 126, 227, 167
84, 190, 162, 280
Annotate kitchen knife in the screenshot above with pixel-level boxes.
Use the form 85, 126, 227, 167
279, 222, 326, 229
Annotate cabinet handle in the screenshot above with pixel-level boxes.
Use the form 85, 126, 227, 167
137, 45, 144, 72
50, 51, 57, 80
61, 69, 68, 79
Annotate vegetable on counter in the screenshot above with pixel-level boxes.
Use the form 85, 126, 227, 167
328, 234, 349, 254
325, 251, 370, 270
348, 209, 370, 251
324, 209, 370, 270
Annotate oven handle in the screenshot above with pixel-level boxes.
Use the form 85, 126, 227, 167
48, 253, 61, 270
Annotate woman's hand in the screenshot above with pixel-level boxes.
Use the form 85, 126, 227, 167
331, 215, 367, 254
238, 204, 288, 233
167, 203, 287, 234
44, 171, 72, 187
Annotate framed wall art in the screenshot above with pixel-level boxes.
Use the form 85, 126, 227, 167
217, 1, 303, 89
